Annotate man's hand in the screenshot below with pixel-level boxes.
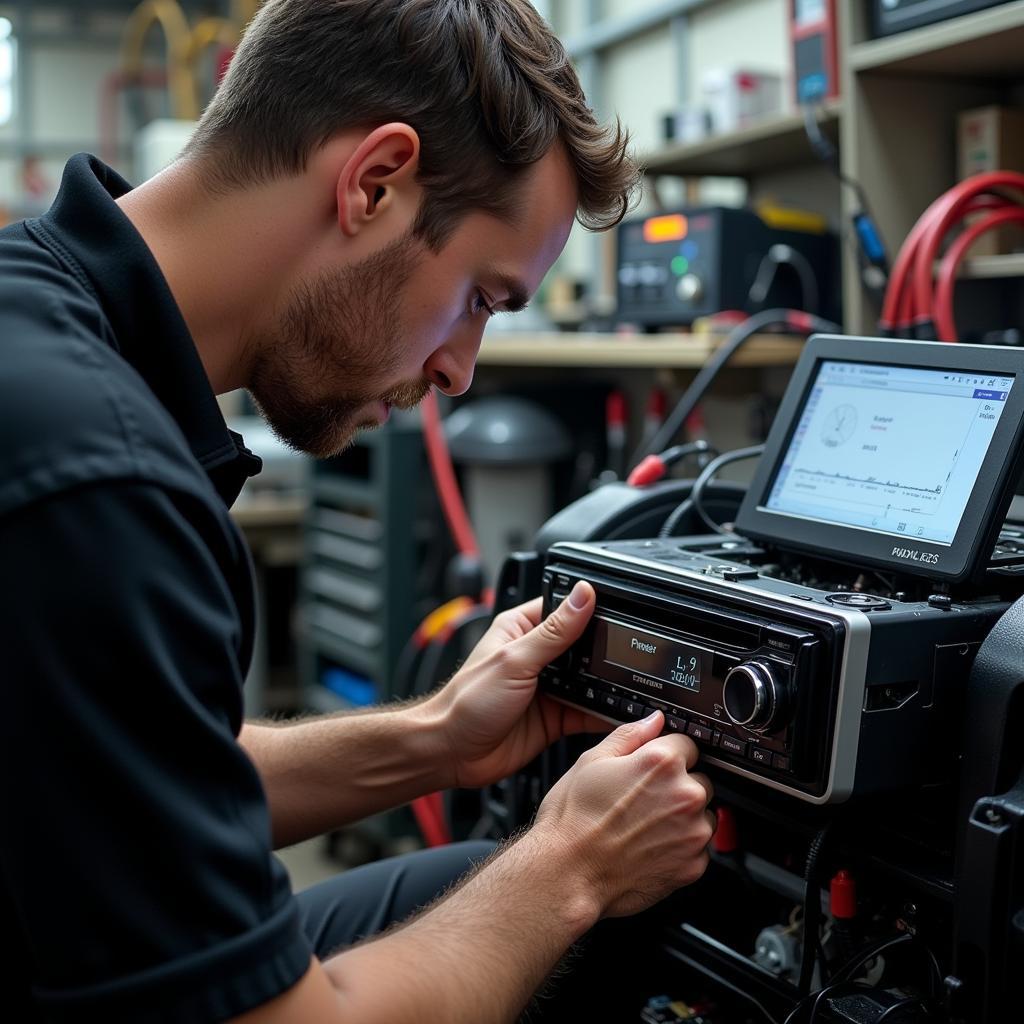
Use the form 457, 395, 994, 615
533, 710, 715, 917
428, 581, 608, 789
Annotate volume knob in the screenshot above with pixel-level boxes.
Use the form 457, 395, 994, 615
722, 661, 782, 733
676, 273, 704, 303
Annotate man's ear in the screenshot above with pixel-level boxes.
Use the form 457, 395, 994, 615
335, 123, 420, 237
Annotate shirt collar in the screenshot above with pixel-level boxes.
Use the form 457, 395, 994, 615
29, 153, 261, 507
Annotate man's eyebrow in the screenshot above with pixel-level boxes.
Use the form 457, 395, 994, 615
485, 272, 531, 313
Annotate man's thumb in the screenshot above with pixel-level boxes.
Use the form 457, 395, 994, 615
512, 580, 595, 674
591, 710, 664, 758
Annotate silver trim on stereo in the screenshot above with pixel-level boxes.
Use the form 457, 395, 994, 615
722, 661, 774, 731
550, 542, 872, 805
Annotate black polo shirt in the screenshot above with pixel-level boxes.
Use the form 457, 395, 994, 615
0, 155, 311, 1022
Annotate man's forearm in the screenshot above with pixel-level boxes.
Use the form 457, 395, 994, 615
324, 828, 599, 1024
240, 700, 452, 847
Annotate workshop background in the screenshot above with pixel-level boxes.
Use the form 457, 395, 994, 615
4, 0, 1022, 882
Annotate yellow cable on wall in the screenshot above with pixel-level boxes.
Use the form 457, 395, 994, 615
187, 17, 240, 67
121, 0, 261, 121
121, 0, 197, 120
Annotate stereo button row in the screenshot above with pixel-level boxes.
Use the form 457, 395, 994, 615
550, 678, 795, 774
715, 734, 792, 774
620, 698, 652, 719
718, 734, 748, 757
547, 676, 796, 775
577, 684, 654, 720
686, 722, 713, 743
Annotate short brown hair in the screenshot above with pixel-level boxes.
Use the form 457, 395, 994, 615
184, 0, 639, 249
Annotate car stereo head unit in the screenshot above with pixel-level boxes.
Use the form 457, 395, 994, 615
538, 540, 1014, 804
532, 336, 1024, 804
734, 336, 1024, 583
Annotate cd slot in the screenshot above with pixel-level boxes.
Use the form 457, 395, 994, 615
596, 593, 761, 655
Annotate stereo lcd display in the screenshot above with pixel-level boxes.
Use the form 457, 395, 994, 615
598, 618, 709, 695
762, 360, 1015, 546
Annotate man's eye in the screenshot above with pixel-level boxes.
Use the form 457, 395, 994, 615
471, 291, 495, 317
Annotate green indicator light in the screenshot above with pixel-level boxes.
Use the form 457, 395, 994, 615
671, 255, 689, 276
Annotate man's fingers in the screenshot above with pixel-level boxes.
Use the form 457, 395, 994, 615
586, 710, 664, 759
639, 732, 701, 772
494, 596, 543, 631
506, 581, 595, 676
689, 771, 714, 807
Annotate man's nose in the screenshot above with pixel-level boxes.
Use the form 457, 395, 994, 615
424, 323, 484, 397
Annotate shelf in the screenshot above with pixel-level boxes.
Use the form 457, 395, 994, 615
303, 624, 379, 678
311, 475, 378, 511
642, 100, 840, 178
929, 252, 1024, 280
850, 1, 1024, 76
230, 494, 306, 529
477, 332, 805, 369
961, 252, 1024, 279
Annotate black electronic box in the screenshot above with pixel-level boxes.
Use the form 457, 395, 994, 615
615, 207, 838, 328
872, 0, 1012, 37
539, 337, 1024, 804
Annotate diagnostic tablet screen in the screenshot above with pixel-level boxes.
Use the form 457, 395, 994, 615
762, 360, 1015, 546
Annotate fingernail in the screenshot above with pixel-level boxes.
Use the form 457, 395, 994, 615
567, 581, 589, 610
643, 710, 661, 723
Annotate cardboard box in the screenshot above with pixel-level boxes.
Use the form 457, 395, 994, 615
957, 106, 1024, 255
700, 69, 784, 136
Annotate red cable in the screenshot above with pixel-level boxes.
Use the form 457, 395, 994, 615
627, 454, 668, 486
882, 183, 1024, 332
884, 191, 980, 329
881, 192, 946, 329
411, 792, 451, 847
935, 205, 1024, 342
907, 192, 1012, 326
912, 172, 1024, 328
420, 389, 479, 558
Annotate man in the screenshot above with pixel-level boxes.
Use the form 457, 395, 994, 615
0, 2, 715, 1022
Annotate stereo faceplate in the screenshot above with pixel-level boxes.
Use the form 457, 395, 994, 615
540, 538, 1011, 804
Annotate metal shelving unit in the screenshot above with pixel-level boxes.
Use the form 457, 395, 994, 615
848, 1, 1024, 75
634, 1, 1024, 337
643, 100, 842, 179
298, 413, 446, 714
840, 1, 1024, 334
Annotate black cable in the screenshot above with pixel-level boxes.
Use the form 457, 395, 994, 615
802, 104, 869, 209
411, 605, 492, 697
802, 103, 889, 295
688, 445, 764, 534
749, 244, 820, 315
631, 308, 840, 468
659, 439, 718, 469
798, 825, 831, 996
816, 936, 831, 986
658, 497, 693, 539
787, 933, 939, 1024
807, 982, 843, 1024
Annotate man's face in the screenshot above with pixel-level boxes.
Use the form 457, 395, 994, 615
247, 147, 578, 458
